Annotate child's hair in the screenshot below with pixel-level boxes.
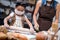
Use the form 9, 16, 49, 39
15, 2, 26, 8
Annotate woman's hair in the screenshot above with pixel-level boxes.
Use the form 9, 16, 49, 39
15, 2, 26, 8
51, 0, 54, 4
46, 0, 54, 4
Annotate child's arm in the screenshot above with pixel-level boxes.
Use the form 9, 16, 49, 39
4, 15, 11, 27
4, 12, 14, 27
24, 15, 35, 33
24, 16, 33, 28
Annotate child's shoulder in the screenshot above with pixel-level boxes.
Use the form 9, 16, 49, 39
9, 12, 15, 17
24, 15, 27, 19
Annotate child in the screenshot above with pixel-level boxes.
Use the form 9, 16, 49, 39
4, 2, 34, 32
4, 2, 34, 40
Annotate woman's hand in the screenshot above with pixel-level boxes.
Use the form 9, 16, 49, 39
34, 23, 39, 31
52, 22, 58, 28
52, 21, 58, 25
52, 22, 58, 32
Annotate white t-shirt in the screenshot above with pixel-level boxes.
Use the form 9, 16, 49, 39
9, 12, 27, 27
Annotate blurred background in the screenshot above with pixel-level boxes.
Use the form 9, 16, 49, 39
0, 0, 60, 28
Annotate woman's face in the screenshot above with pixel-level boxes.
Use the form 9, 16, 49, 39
16, 6, 25, 12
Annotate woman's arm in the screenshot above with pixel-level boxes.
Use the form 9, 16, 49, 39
33, 0, 42, 31
48, 4, 60, 32
55, 4, 60, 23
33, 0, 42, 26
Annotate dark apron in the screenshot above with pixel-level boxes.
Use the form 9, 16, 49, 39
38, 5, 56, 31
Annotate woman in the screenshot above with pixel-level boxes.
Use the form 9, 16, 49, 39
33, 0, 60, 40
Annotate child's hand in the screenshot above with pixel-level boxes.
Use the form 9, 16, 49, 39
30, 27, 35, 34
4, 24, 9, 28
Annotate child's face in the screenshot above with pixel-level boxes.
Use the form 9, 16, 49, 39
15, 6, 25, 15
